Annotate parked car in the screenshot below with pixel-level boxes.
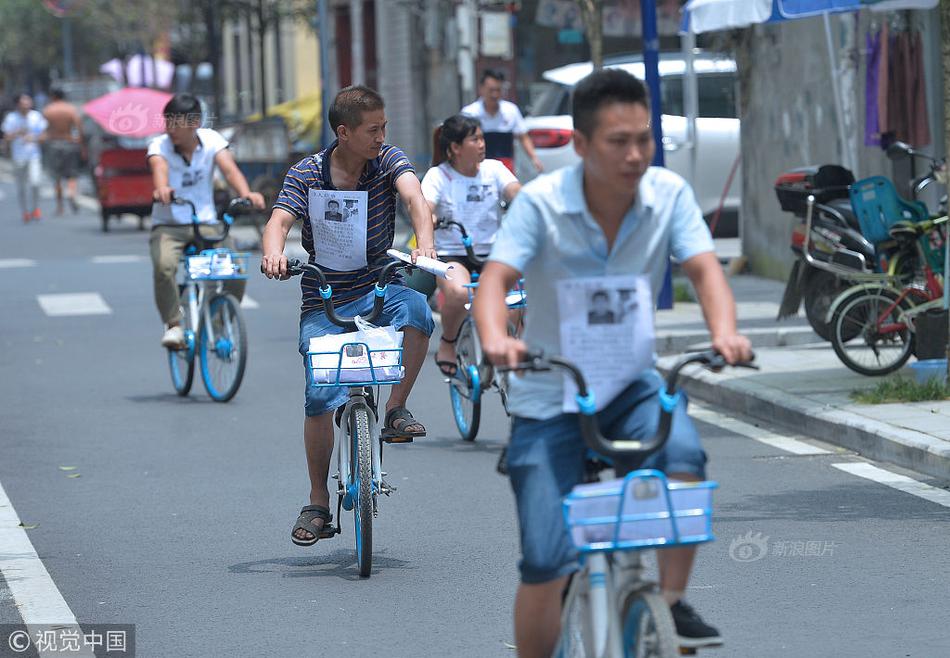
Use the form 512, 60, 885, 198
518, 52, 741, 236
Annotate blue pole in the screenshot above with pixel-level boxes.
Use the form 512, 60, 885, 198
318, 0, 333, 148
641, 0, 673, 309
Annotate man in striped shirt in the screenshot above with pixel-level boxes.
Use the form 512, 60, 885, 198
261, 86, 437, 547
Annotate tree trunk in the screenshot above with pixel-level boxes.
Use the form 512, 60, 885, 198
577, 0, 604, 69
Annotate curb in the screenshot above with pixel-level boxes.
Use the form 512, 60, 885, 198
656, 326, 819, 355
657, 358, 950, 482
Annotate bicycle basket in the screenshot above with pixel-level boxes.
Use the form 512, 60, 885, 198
307, 340, 405, 387
562, 469, 716, 553
185, 249, 251, 281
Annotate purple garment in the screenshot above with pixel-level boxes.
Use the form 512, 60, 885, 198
865, 29, 882, 146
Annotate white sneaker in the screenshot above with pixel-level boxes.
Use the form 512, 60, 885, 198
161, 325, 186, 349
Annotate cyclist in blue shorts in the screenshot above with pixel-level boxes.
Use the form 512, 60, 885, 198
261, 86, 437, 546
473, 69, 753, 657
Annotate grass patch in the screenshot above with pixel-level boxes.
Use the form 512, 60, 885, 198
851, 376, 950, 404
674, 282, 693, 303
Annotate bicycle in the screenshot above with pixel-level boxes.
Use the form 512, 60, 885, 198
827, 213, 948, 376
280, 256, 433, 578
434, 218, 526, 441
166, 197, 253, 402
503, 350, 755, 658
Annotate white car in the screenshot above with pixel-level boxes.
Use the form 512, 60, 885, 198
518, 52, 741, 236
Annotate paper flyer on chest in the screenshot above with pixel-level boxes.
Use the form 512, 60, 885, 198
557, 274, 655, 413
308, 188, 368, 271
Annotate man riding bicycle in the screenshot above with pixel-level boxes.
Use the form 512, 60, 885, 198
147, 93, 265, 349
473, 69, 753, 657
260, 85, 437, 546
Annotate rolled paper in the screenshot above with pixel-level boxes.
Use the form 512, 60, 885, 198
386, 249, 455, 280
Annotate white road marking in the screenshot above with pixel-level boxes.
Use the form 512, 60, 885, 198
240, 295, 259, 309
0, 258, 37, 268
37, 293, 112, 317
833, 462, 950, 509
690, 405, 831, 455
91, 255, 145, 264
0, 479, 93, 656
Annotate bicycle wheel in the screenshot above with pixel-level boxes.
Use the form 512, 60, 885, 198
167, 300, 195, 396
558, 573, 595, 658
449, 319, 483, 441
830, 287, 915, 376
167, 331, 195, 396
351, 405, 374, 578
622, 591, 679, 658
198, 294, 248, 402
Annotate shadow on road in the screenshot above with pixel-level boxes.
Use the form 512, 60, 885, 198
228, 549, 415, 581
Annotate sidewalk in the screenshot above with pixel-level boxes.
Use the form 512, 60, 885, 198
657, 274, 950, 481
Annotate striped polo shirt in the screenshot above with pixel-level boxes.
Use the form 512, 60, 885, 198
273, 141, 415, 314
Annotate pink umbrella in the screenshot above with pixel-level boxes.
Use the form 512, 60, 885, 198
82, 88, 173, 138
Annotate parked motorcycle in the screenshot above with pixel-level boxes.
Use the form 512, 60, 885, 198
775, 164, 878, 341
776, 145, 946, 342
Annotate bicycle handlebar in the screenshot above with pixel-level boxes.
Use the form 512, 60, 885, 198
435, 219, 485, 266
277, 259, 408, 330
500, 350, 757, 463
172, 196, 251, 246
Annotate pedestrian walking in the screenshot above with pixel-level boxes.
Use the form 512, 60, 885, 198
2, 94, 48, 222
42, 87, 84, 215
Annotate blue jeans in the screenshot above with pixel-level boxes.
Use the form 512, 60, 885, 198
506, 370, 706, 584
298, 284, 434, 417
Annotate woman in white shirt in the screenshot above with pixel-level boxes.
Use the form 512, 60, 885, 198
421, 114, 521, 376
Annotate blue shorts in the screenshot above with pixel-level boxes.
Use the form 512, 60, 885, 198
298, 284, 434, 417
506, 369, 706, 584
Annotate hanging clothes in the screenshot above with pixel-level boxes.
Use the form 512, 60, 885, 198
880, 27, 930, 147
907, 29, 931, 146
865, 28, 883, 146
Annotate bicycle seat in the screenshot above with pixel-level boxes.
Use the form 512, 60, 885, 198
823, 198, 861, 232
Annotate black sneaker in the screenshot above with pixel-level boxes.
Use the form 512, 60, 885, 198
670, 600, 723, 648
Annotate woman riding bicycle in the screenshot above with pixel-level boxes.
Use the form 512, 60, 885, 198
421, 114, 521, 377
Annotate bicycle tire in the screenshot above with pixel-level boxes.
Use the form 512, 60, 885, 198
450, 319, 482, 441
167, 337, 195, 396
198, 294, 248, 402
621, 591, 679, 658
351, 405, 374, 578
557, 572, 595, 658
830, 287, 915, 376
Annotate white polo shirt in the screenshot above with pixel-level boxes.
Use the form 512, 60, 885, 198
1, 110, 48, 163
147, 128, 229, 225
460, 99, 527, 135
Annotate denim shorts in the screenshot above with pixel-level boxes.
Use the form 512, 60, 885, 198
298, 284, 434, 417
506, 369, 706, 584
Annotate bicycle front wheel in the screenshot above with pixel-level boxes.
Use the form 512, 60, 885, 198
449, 319, 483, 442
198, 294, 248, 401
351, 405, 374, 578
622, 591, 679, 658
830, 287, 915, 376
557, 573, 595, 658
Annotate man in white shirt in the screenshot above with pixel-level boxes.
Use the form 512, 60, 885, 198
2, 94, 48, 222
461, 69, 543, 174
147, 93, 265, 348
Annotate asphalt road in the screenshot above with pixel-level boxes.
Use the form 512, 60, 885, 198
1, 171, 948, 657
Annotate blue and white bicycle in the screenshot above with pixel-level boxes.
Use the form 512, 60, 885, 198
281, 257, 435, 578
435, 218, 526, 441
167, 197, 252, 402
506, 350, 755, 657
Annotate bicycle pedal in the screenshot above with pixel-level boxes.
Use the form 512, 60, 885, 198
379, 480, 397, 495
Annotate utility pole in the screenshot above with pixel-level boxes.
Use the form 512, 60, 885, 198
62, 17, 75, 79
258, 0, 268, 116
318, 0, 333, 146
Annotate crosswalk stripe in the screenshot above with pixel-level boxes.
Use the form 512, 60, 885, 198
690, 405, 831, 455
37, 293, 112, 317
240, 295, 259, 309
833, 462, 950, 508
0, 258, 37, 268
91, 255, 145, 264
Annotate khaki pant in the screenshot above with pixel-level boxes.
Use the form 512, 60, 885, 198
150, 224, 246, 325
